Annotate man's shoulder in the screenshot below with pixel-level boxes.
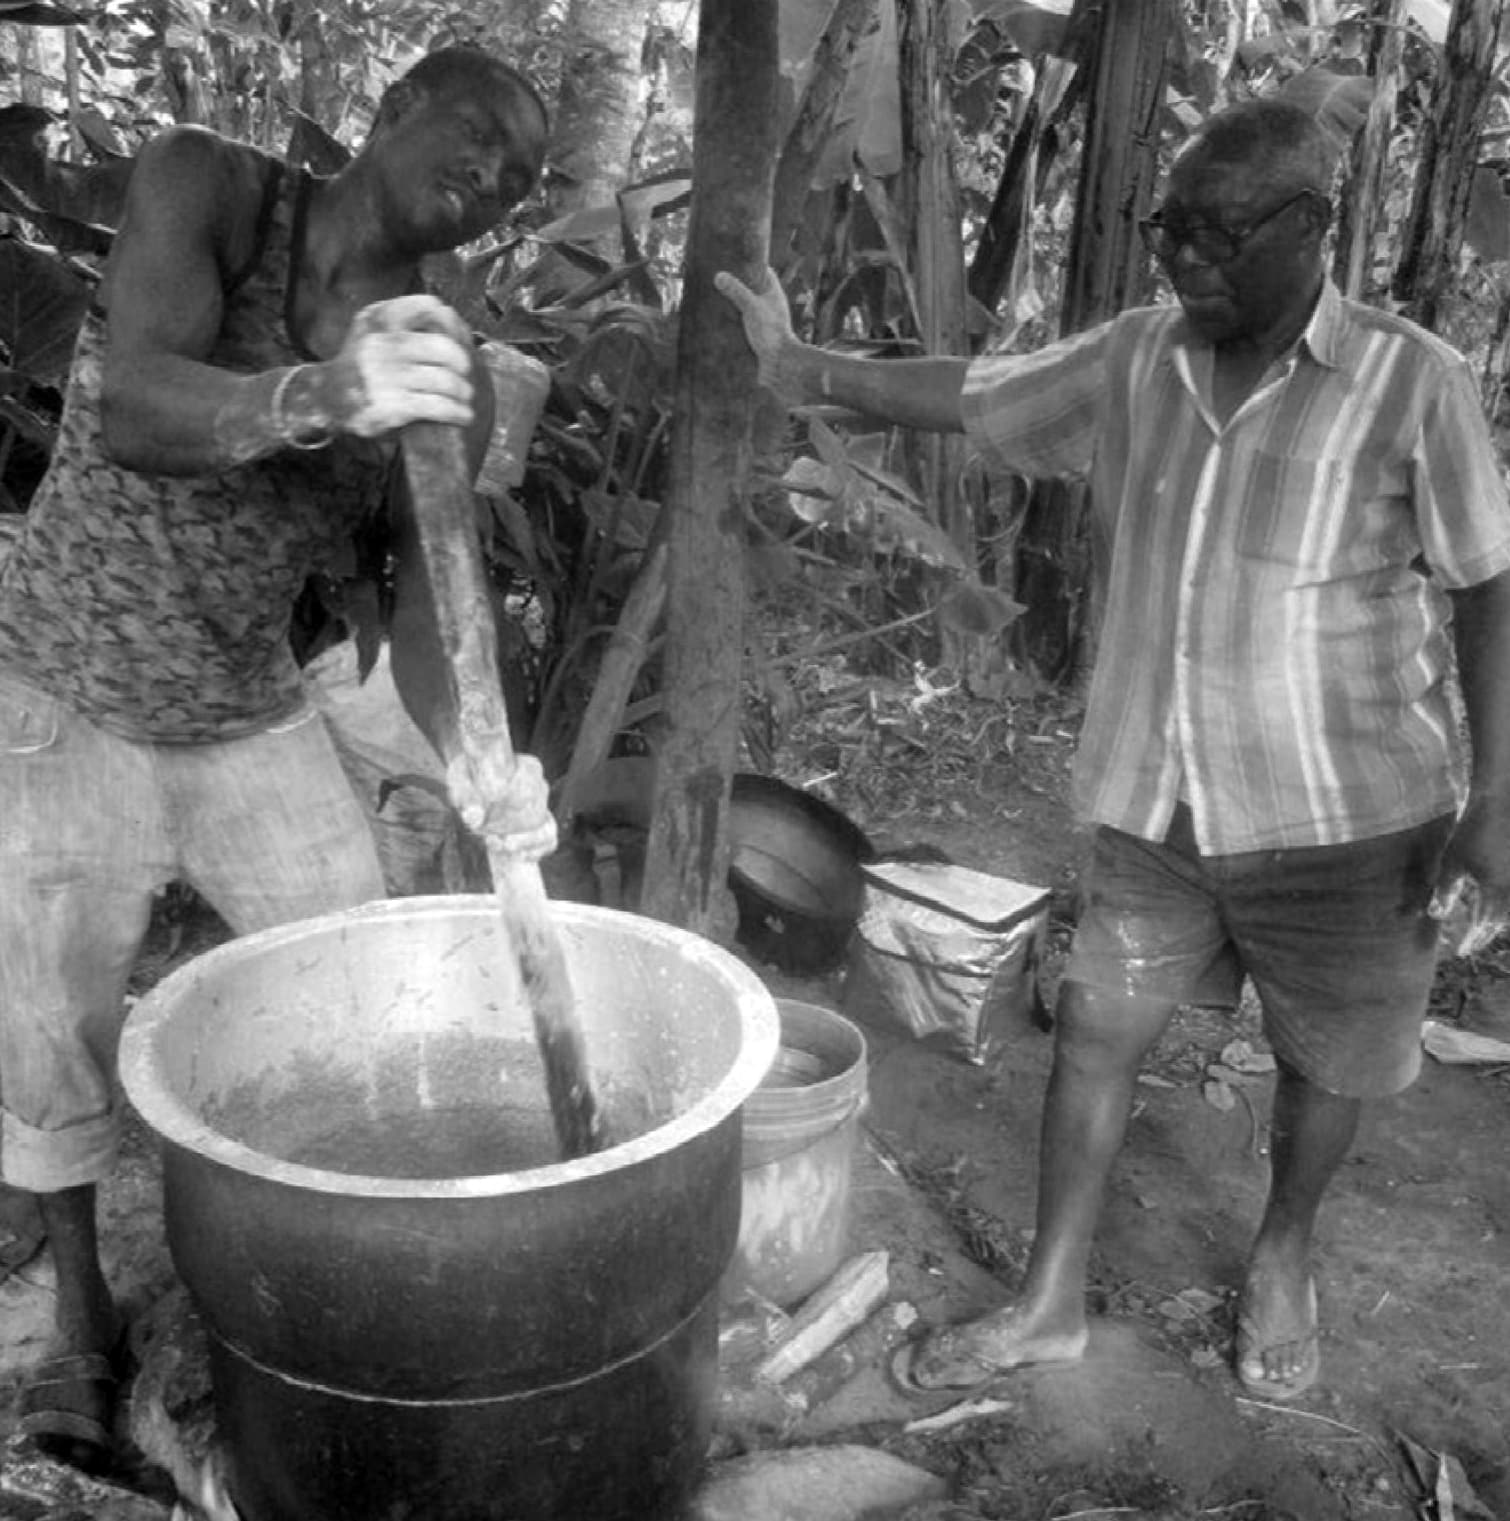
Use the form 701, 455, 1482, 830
131, 127, 280, 214
1112, 300, 1182, 329
1103, 300, 1184, 350
1063, 302, 1182, 379
1027, 302, 1181, 360
139, 126, 278, 178
110, 129, 285, 283
1332, 290, 1469, 374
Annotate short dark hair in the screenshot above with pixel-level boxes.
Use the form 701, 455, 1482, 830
1177, 98, 1337, 198
384, 46, 549, 137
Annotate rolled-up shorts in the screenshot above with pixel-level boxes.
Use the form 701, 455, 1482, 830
1064, 804, 1454, 1098
0, 669, 385, 1192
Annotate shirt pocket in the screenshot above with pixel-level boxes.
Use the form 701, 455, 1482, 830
1231, 445, 1415, 584
0, 671, 61, 754
1232, 448, 1348, 573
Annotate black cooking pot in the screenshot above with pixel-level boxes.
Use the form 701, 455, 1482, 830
728, 774, 874, 974
565, 761, 874, 973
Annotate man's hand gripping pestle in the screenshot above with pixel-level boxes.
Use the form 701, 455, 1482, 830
400, 419, 604, 1160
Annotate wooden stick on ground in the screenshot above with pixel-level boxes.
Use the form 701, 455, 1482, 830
400, 420, 603, 1160
754, 1251, 892, 1385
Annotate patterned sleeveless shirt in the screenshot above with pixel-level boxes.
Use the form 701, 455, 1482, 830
0, 152, 394, 743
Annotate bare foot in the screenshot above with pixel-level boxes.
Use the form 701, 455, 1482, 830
896, 1303, 1089, 1393
1235, 1260, 1320, 1400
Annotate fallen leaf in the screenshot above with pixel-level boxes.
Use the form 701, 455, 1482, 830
1158, 1287, 1224, 1323
1395, 1436, 1494, 1519
1203, 1077, 1236, 1112
1177, 1287, 1225, 1314
1397, 1431, 1436, 1495
1219, 1039, 1278, 1074
1437, 1449, 1495, 1520
1437, 1453, 1457, 1521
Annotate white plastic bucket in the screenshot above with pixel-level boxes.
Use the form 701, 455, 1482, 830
724, 999, 868, 1307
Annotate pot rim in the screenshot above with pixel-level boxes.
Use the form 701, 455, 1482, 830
118, 895, 781, 1198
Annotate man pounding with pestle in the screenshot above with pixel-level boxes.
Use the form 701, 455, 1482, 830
0, 45, 557, 1473
720, 98, 1510, 1402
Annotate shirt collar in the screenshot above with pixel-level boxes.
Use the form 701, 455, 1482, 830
1300, 279, 1343, 369
1166, 277, 1341, 371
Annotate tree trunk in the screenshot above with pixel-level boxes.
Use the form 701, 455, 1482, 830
487, 2, 554, 72
640, 0, 778, 934
1392, 0, 1507, 330
770, 0, 878, 271
16, 24, 43, 107
898, 0, 968, 556
549, 0, 656, 245
1333, 0, 1407, 299
63, 27, 81, 160
968, 45, 1084, 325
296, 3, 335, 130
1013, 0, 1173, 684
1058, 5, 1168, 333
160, 0, 210, 125
1207, 0, 1247, 104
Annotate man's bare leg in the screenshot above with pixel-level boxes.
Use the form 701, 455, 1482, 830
904, 983, 1178, 1387
37, 1186, 120, 1355
20, 1185, 124, 1471
1236, 1061, 1358, 1396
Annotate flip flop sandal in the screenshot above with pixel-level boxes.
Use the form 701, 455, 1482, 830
887, 1321, 1092, 1401
18, 1344, 127, 1476
881, 1344, 991, 1399
888, 1334, 1004, 1402
1234, 1277, 1321, 1402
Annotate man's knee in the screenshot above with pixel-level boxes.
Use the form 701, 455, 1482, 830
1053, 978, 1178, 1070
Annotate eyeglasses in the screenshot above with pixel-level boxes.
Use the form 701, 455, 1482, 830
1138, 191, 1315, 266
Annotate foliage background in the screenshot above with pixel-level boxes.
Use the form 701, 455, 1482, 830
3, 0, 1509, 802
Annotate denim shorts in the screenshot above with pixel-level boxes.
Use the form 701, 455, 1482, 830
0, 670, 385, 1191
1064, 804, 1454, 1098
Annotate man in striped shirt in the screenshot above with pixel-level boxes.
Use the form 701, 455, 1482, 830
719, 98, 1510, 1402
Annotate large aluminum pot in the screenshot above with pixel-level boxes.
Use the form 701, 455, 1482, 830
119, 896, 779, 1521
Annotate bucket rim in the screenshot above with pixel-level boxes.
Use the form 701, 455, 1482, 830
118, 895, 781, 1198
745, 998, 867, 1147
761, 999, 868, 1097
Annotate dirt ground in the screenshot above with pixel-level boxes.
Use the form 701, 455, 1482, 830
795, 725, 1510, 1521
2, 708, 1509, 1520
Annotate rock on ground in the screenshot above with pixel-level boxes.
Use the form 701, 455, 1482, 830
0, 1436, 172, 1520
688, 1443, 947, 1521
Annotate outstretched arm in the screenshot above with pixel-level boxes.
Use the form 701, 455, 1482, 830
715, 268, 969, 434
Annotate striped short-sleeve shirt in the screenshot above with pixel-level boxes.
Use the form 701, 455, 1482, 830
962, 279, 1510, 855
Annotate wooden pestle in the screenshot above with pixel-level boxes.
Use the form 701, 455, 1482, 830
400, 420, 603, 1160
